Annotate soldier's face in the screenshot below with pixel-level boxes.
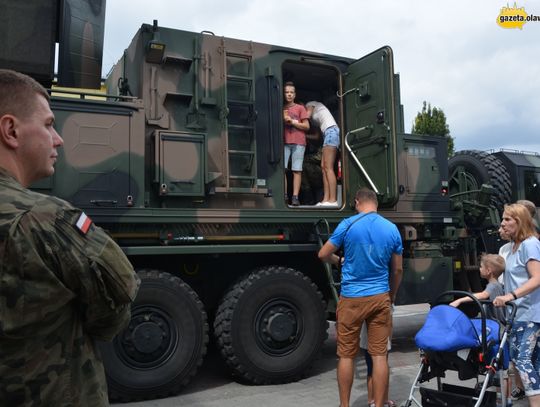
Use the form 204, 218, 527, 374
16, 94, 63, 186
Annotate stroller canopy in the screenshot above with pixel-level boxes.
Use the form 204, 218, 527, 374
415, 305, 499, 352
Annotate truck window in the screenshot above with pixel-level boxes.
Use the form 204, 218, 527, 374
524, 170, 540, 206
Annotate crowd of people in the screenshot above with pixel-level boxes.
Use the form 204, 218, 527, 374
318, 190, 540, 407
2, 68, 540, 407
449, 199, 540, 406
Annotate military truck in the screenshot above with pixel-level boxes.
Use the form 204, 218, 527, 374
3, 1, 540, 402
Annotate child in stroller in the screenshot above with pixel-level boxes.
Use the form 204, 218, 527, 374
402, 290, 516, 407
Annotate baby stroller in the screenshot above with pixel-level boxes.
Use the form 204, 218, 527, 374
402, 290, 516, 407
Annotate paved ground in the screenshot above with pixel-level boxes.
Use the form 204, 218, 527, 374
115, 304, 527, 407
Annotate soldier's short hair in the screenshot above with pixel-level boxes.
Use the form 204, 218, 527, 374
355, 188, 378, 205
516, 199, 537, 218
0, 69, 49, 119
480, 253, 505, 278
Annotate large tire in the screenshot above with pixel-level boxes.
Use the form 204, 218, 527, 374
100, 269, 208, 402
214, 266, 328, 384
448, 150, 512, 214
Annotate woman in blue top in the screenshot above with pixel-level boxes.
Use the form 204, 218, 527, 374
494, 203, 540, 406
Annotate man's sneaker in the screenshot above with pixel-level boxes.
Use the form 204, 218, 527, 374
291, 195, 300, 206
511, 387, 525, 400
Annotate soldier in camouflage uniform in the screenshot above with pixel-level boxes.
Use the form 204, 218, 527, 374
0, 69, 140, 406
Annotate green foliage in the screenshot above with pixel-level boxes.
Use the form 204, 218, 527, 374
412, 101, 454, 157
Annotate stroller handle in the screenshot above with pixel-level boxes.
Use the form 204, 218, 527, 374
479, 298, 517, 322
434, 290, 517, 358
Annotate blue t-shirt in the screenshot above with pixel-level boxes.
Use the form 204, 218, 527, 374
329, 212, 403, 298
503, 237, 540, 322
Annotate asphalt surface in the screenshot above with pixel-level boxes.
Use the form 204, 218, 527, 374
115, 304, 528, 407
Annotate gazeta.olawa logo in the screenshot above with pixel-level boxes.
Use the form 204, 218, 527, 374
497, 2, 540, 29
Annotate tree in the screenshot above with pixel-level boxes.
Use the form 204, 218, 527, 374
412, 101, 454, 157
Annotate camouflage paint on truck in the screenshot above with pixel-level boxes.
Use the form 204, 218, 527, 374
27, 22, 454, 400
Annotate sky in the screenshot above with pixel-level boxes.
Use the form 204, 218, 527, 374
102, 0, 540, 153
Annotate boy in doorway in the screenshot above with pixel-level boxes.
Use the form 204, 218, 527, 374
283, 82, 309, 206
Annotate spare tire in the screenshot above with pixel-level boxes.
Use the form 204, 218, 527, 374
448, 150, 512, 214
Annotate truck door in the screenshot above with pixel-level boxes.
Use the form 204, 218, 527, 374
343, 46, 398, 206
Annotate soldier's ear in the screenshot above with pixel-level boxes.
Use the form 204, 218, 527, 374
0, 115, 20, 149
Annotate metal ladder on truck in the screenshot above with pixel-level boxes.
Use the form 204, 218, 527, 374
216, 40, 266, 194
314, 219, 341, 310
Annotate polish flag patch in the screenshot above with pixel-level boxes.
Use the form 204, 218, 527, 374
76, 212, 93, 234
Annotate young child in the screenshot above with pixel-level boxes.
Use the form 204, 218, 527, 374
359, 319, 395, 407
450, 254, 512, 406
283, 81, 309, 206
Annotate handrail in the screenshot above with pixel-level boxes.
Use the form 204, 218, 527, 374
344, 125, 379, 193
266, 73, 278, 164
50, 88, 138, 101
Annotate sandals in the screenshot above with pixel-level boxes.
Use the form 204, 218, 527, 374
511, 387, 525, 400
368, 401, 396, 407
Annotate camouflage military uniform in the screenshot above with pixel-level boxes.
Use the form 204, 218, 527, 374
0, 167, 140, 406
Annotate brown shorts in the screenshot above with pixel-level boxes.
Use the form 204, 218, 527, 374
336, 292, 391, 358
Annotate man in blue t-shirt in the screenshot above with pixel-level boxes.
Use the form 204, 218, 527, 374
319, 188, 403, 407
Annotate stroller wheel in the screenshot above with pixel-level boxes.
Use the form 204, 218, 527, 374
399, 401, 412, 407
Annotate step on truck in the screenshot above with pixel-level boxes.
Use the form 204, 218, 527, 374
2, 1, 540, 402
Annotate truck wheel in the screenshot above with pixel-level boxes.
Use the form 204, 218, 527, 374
100, 269, 208, 402
214, 266, 328, 384
448, 150, 512, 213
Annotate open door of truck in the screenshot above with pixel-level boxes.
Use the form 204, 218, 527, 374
343, 46, 399, 206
